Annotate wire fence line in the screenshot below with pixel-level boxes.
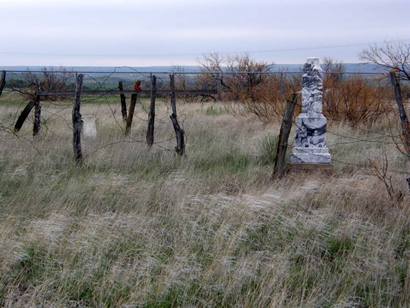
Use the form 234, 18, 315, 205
1, 69, 389, 75
2, 71, 193, 158
0, 68, 408, 181
1, 68, 400, 105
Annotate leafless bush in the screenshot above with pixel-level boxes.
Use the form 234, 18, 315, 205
16, 68, 74, 101
200, 54, 299, 122
360, 41, 410, 80
239, 74, 300, 121
369, 152, 404, 206
324, 77, 391, 125
200, 55, 392, 124
323, 58, 392, 126
200, 53, 271, 101
361, 43, 410, 158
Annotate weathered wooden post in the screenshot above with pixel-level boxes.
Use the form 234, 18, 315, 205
389, 70, 410, 154
146, 74, 157, 147
273, 93, 298, 178
0, 71, 6, 96
216, 72, 222, 101
125, 93, 138, 135
170, 74, 177, 116
118, 81, 127, 121
72, 74, 84, 164
170, 74, 185, 155
33, 89, 41, 137
14, 101, 35, 132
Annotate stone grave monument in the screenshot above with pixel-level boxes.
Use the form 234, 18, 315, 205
290, 57, 332, 165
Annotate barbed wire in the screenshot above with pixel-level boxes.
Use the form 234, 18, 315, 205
326, 130, 399, 145
0, 69, 393, 76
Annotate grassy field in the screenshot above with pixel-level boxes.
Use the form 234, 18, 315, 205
0, 93, 409, 307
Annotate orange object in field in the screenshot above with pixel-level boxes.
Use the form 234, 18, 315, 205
134, 80, 142, 93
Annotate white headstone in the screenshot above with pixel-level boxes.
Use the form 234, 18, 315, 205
82, 115, 97, 138
290, 58, 332, 164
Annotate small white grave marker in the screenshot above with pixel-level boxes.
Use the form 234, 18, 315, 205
82, 115, 97, 138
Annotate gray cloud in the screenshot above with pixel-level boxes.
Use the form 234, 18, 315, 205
0, 0, 409, 66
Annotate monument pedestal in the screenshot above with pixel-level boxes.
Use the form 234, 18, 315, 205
290, 147, 331, 164
287, 163, 334, 176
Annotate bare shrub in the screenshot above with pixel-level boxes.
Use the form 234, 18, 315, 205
360, 41, 410, 80
240, 74, 300, 122
323, 58, 392, 126
15, 68, 74, 101
324, 76, 391, 125
200, 55, 392, 125
200, 53, 272, 101
361, 43, 410, 158
369, 151, 405, 206
200, 54, 299, 122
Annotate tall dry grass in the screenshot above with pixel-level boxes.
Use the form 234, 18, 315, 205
0, 97, 409, 306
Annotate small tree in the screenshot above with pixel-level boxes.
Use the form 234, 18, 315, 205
361, 42, 410, 156
12, 68, 74, 101
360, 42, 410, 80
200, 53, 272, 102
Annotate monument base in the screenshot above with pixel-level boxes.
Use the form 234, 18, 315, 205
287, 163, 333, 176
290, 147, 331, 164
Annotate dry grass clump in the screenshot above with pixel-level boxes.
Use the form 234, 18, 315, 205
0, 98, 409, 306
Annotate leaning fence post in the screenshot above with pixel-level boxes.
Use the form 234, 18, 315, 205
170, 74, 177, 116
0, 71, 6, 96
146, 74, 157, 147
118, 81, 127, 121
216, 72, 222, 101
125, 93, 138, 135
72, 74, 84, 164
273, 93, 298, 179
14, 101, 35, 132
33, 88, 41, 137
389, 70, 410, 154
170, 74, 185, 155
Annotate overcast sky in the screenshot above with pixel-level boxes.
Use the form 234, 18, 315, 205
0, 0, 409, 66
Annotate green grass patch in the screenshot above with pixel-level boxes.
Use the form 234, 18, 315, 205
204, 105, 226, 116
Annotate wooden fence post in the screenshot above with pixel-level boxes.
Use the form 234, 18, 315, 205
389, 70, 410, 154
146, 74, 157, 147
72, 74, 84, 164
170, 74, 177, 116
125, 93, 138, 135
170, 74, 185, 155
118, 81, 127, 121
33, 89, 41, 136
0, 71, 6, 96
273, 93, 298, 179
14, 101, 35, 132
216, 73, 222, 101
